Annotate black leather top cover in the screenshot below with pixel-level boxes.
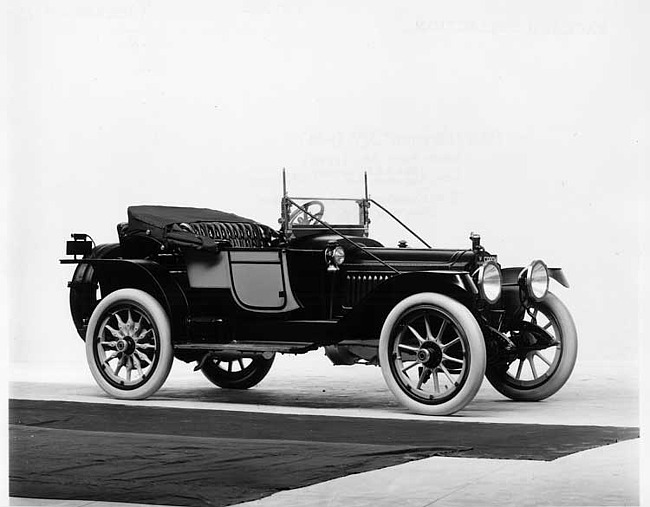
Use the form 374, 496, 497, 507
126, 206, 276, 250
128, 206, 259, 232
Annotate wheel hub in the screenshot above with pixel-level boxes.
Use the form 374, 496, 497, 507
116, 337, 136, 355
417, 342, 442, 368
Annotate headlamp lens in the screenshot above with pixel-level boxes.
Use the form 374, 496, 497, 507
332, 246, 345, 265
479, 261, 502, 304
529, 260, 549, 300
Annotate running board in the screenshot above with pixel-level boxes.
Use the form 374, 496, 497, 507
174, 341, 318, 355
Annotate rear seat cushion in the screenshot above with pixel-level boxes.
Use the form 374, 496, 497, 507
177, 221, 276, 248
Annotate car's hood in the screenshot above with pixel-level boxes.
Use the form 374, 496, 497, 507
288, 233, 476, 272
345, 246, 476, 272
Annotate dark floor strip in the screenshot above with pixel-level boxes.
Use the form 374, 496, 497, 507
9, 399, 639, 507
9, 399, 639, 461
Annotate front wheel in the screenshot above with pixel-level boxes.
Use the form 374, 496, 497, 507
379, 293, 486, 416
85, 288, 174, 399
486, 292, 577, 401
201, 355, 275, 389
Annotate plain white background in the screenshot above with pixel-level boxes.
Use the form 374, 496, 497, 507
2, 1, 648, 503
6, 1, 645, 365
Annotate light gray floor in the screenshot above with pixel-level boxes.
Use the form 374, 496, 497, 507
8, 352, 641, 506
9, 351, 639, 427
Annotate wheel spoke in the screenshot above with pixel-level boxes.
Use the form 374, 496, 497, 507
407, 325, 425, 344
134, 350, 150, 365
530, 308, 538, 325
136, 343, 155, 350
442, 353, 463, 365
136, 328, 152, 342
424, 316, 434, 341
398, 344, 419, 353
238, 359, 245, 371
228, 361, 233, 373
439, 364, 456, 385
126, 357, 132, 382
432, 369, 440, 393
115, 312, 127, 334
436, 319, 448, 342
442, 336, 460, 351
515, 359, 524, 380
528, 354, 538, 378
542, 322, 552, 330
105, 325, 122, 339
102, 352, 119, 365
133, 316, 143, 334
534, 350, 552, 366
100, 341, 118, 348
416, 368, 429, 389
114, 356, 126, 376
126, 310, 134, 331
132, 354, 144, 378
401, 362, 419, 374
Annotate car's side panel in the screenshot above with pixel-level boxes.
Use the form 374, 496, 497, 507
185, 249, 301, 313
285, 248, 329, 319
186, 250, 230, 288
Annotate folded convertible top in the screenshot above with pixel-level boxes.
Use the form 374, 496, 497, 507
128, 205, 259, 231
125, 205, 275, 251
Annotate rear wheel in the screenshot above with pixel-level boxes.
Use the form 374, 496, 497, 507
201, 355, 275, 389
486, 292, 577, 401
85, 288, 173, 399
379, 293, 486, 416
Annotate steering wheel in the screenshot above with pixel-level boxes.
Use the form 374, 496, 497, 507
288, 200, 325, 226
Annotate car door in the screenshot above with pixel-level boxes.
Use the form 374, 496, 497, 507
228, 249, 296, 310
184, 246, 300, 313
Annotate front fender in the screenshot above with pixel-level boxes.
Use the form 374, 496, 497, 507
339, 270, 477, 341
501, 267, 569, 288
499, 266, 569, 328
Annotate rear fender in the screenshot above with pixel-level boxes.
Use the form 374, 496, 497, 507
77, 259, 189, 342
339, 271, 477, 341
68, 243, 121, 339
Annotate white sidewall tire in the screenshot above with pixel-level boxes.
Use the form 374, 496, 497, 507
85, 288, 174, 400
379, 293, 486, 416
486, 292, 577, 401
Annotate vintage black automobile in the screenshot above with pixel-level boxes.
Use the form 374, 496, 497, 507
62, 173, 577, 415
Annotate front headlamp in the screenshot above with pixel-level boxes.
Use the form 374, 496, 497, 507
520, 260, 549, 302
332, 246, 345, 265
476, 261, 502, 304
325, 244, 345, 271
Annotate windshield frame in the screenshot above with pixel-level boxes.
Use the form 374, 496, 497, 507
280, 194, 431, 249
280, 196, 370, 239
